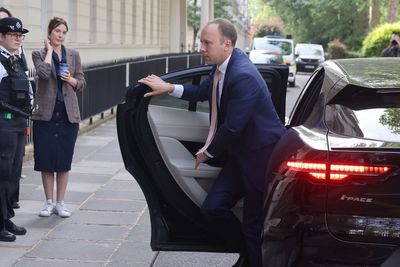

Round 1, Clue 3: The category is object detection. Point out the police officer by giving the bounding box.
[0,16,30,242]
[0,6,29,210]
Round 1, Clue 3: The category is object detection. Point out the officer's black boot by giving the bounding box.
[0,222,16,242]
[5,219,26,235]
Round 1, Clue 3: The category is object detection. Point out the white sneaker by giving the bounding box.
[38,200,54,217]
[55,201,71,218]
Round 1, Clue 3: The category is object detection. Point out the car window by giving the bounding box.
[326,87,400,142]
[297,46,323,56]
[149,74,210,113]
[289,68,325,126]
[253,38,292,56]
[267,40,292,56]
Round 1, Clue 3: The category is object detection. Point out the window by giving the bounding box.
[326,87,400,142]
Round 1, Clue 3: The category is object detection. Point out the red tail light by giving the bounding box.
[285,161,391,182]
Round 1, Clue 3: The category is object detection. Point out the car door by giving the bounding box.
[117,64,288,252]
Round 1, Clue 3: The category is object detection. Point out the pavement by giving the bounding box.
[0,113,238,266]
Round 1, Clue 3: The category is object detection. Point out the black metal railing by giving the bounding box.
[26,52,203,144]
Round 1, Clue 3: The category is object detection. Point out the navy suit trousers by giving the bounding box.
[201,143,277,267]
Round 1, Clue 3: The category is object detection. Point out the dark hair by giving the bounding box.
[47,17,68,36]
[0,7,12,17]
[391,39,398,46]
[208,18,237,47]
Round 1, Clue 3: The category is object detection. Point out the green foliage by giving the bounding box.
[249,0,277,24]
[187,0,200,51]
[214,0,236,21]
[187,0,200,31]
[327,38,348,59]
[361,22,400,57]
[262,0,369,50]
[380,109,400,134]
[346,50,362,58]
[254,24,283,37]
[253,18,284,37]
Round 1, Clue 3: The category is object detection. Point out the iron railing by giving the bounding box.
[26,53,203,144]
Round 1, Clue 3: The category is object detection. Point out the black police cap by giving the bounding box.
[0,17,29,34]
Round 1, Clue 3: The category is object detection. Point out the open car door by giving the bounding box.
[116,64,288,253]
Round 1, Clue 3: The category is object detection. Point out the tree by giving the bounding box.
[249,0,284,37]
[187,0,200,51]
[387,0,399,22]
[249,0,276,24]
[380,109,400,134]
[261,0,369,50]
[214,0,236,21]
[370,0,381,28]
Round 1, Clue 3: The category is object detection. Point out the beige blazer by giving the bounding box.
[31,47,86,123]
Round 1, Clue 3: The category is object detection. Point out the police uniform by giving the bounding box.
[10,46,29,208]
[0,17,30,242]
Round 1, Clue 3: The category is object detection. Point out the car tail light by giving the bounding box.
[285,161,391,182]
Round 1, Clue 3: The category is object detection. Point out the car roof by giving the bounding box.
[295,43,323,49]
[296,43,322,47]
[254,36,294,43]
[327,58,400,89]
[250,43,282,52]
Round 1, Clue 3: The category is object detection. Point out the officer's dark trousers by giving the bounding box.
[0,116,25,229]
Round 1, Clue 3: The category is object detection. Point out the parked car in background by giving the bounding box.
[250,36,296,87]
[116,57,400,267]
[248,42,284,65]
[295,43,325,73]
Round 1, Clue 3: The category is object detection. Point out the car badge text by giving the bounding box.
[340,194,373,203]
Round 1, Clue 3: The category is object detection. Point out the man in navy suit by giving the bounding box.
[140,18,286,267]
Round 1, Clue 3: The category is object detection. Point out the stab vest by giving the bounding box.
[0,52,31,114]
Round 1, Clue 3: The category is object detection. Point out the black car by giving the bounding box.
[117,58,400,266]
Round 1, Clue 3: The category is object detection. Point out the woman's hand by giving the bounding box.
[60,71,77,87]
[44,39,53,52]
[44,39,54,64]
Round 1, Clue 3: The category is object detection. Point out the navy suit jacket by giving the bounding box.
[181,48,286,188]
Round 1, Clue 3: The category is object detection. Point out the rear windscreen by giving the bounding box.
[325,86,400,142]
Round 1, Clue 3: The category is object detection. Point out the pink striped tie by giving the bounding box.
[197,69,221,154]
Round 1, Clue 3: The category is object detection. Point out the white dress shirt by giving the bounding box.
[168,55,232,158]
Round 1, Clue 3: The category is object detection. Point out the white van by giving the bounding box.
[249,36,296,87]
[294,43,325,73]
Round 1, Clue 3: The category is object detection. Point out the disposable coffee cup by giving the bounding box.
[58,63,69,75]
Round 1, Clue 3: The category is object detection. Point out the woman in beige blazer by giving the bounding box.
[32,17,86,218]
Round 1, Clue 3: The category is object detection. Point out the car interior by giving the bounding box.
[147,104,222,208]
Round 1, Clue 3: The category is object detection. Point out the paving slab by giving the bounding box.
[25,239,116,261]
[80,199,147,213]
[48,223,130,242]
[67,210,142,226]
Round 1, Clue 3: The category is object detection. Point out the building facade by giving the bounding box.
[1,0,249,67]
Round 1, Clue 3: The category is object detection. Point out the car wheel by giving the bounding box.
[262,236,300,267]
[289,80,296,87]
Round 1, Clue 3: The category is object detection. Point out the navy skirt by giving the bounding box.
[33,101,79,172]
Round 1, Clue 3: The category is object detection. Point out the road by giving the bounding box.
[151,73,312,267]
[286,73,310,116]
